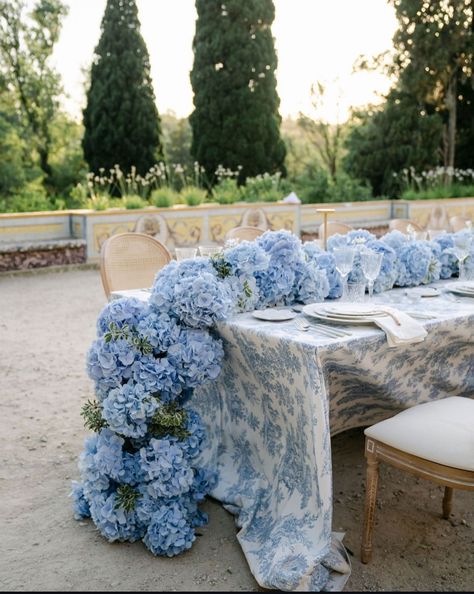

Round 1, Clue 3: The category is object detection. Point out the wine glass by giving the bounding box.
[452,235,472,280]
[199,245,222,257]
[333,247,355,300]
[175,247,197,262]
[360,249,383,299]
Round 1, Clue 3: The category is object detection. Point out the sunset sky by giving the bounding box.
[51,0,398,123]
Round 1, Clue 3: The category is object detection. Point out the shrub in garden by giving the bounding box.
[181,187,207,206]
[151,188,178,208]
[121,195,147,210]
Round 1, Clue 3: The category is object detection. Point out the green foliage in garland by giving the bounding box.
[190,0,286,184]
[81,400,108,433]
[149,403,190,440]
[82,0,163,175]
[115,484,141,512]
[104,322,153,356]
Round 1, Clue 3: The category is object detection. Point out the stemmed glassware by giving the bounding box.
[333,247,355,300]
[452,235,473,281]
[360,249,383,299]
[175,247,197,261]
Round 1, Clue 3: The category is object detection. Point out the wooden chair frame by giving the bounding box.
[361,436,474,564]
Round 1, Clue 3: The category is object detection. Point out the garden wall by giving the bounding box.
[1,198,473,270]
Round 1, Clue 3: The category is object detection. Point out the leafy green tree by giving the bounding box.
[344,91,443,196]
[161,111,193,170]
[389,0,474,168]
[190,0,286,184]
[0,0,67,189]
[298,82,346,181]
[83,0,163,175]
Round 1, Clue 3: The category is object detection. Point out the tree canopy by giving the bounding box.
[190,0,286,184]
[82,0,163,175]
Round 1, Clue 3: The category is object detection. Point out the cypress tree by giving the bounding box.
[82,0,162,175]
[190,0,286,183]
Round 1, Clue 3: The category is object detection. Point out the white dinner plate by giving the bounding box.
[408,287,440,298]
[444,282,474,297]
[302,303,380,326]
[252,309,297,321]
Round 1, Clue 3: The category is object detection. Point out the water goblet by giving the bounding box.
[452,235,472,280]
[175,247,197,262]
[360,249,383,299]
[333,247,355,300]
[199,245,222,257]
[427,229,447,240]
[346,281,366,303]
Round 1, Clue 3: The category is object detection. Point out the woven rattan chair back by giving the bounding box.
[389,218,424,234]
[318,221,353,241]
[225,226,265,243]
[450,215,472,232]
[100,232,172,298]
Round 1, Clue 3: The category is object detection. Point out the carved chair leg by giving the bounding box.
[361,449,379,564]
[442,486,454,519]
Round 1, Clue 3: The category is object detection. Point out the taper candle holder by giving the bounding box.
[316,208,335,250]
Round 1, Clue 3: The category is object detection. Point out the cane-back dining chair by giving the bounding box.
[388,219,424,234]
[361,397,474,563]
[450,216,472,233]
[225,226,265,243]
[318,221,353,241]
[100,232,172,298]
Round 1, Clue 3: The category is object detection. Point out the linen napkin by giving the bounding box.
[373,306,427,348]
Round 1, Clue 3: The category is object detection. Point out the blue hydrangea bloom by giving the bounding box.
[102,382,159,438]
[140,438,195,498]
[150,259,233,328]
[303,244,343,299]
[144,501,196,557]
[434,234,458,279]
[166,329,224,389]
[396,241,437,287]
[71,480,90,520]
[289,260,330,304]
[255,230,304,306]
[223,241,270,276]
[382,230,409,252]
[88,489,145,542]
[97,298,145,336]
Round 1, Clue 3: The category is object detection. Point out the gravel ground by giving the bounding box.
[0,268,472,592]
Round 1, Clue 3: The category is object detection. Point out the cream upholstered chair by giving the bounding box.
[318,221,353,241]
[389,218,424,234]
[100,232,172,298]
[225,226,265,243]
[450,215,472,232]
[361,397,474,563]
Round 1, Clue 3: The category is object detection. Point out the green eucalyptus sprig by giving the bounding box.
[104,322,153,355]
[149,402,190,440]
[115,484,141,512]
[211,254,232,279]
[81,399,108,432]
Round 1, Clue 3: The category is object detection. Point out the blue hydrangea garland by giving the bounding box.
[73,228,469,557]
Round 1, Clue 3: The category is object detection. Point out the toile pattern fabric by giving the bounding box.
[194,290,474,591]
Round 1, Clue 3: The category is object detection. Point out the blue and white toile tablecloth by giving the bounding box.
[114,285,474,591]
[193,288,474,591]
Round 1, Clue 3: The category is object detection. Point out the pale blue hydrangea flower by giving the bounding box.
[102,382,159,438]
[144,501,196,557]
[97,297,145,336]
[88,489,145,543]
[434,234,458,279]
[365,239,398,293]
[71,480,90,520]
[140,438,195,499]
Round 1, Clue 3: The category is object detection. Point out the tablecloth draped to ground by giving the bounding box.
[194,306,474,592]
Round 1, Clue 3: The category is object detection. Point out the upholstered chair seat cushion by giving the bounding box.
[364,397,474,471]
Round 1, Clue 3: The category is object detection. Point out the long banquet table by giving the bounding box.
[115,283,474,591]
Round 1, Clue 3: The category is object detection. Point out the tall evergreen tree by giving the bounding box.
[82,0,162,175]
[190,0,286,184]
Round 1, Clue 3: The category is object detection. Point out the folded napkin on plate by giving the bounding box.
[373,307,427,348]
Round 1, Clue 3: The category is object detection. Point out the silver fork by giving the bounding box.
[295,317,346,338]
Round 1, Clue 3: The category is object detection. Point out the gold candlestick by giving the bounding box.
[316,208,335,250]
